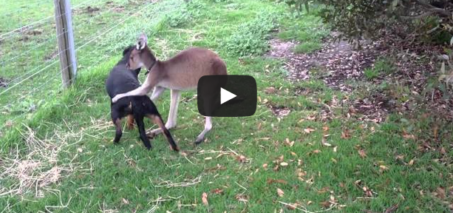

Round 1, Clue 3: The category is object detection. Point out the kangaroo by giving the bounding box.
[111,34,227,144]
[106,45,179,151]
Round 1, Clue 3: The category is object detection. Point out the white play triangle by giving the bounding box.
[220,87,237,105]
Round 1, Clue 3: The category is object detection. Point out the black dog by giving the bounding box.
[105,46,179,151]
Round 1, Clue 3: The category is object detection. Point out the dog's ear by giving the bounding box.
[122,45,134,56]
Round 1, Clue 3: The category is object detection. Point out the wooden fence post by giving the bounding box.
[54,0,77,88]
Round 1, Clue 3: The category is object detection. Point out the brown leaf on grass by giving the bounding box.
[267,179,288,185]
[341,129,351,139]
[363,186,374,197]
[304,128,316,134]
[321,137,332,147]
[265,87,277,94]
[285,202,298,210]
[211,188,224,195]
[307,115,316,121]
[312,149,321,154]
[296,168,306,179]
[202,192,208,206]
[280,162,289,167]
[277,188,285,197]
[262,163,268,169]
[408,159,415,166]
[402,132,415,140]
[440,147,446,155]
[358,149,367,158]
[236,155,247,163]
[317,187,330,194]
[320,201,331,208]
[122,198,129,205]
[384,204,399,213]
[4,120,13,128]
[285,138,295,147]
[322,125,329,132]
[235,194,248,202]
[379,165,389,172]
[436,187,446,199]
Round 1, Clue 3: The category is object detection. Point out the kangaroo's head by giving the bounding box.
[126,33,157,71]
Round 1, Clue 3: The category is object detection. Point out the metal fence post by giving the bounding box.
[54,0,77,88]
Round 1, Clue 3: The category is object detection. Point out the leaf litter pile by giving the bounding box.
[268,32,453,123]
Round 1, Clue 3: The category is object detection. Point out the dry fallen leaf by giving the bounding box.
[408,159,415,166]
[341,129,351,139]
[304,128,316,134]
[277,188,285,197]
[384,204,399,213]
[235,194,248,202]
[236,155,247,163]
[202,192,208,206]
[321,138,332,147]
[122,198,129,205]
[358,149,367,158]
[320,201,331,208]
[286,203,298,210]
[402,132,415,140]
[312,150,321,154]
[211,188,224,195]
[436,187,446,199]
[267,179,288,185]
[265,87,277,94]
[280,162,289,167]
[307,115,316,120]
[379,165,388,172]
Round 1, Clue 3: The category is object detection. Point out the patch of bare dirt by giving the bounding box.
[268,34,379,91]
[266,34,440,123]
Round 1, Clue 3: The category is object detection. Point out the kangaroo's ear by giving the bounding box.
[136,33,148,50]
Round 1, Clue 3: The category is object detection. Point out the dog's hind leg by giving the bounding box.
[148,114,179,152]
[126,115,135,130]
[111,110,123,143]
[135,115,152,150]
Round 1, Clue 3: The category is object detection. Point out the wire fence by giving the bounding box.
[0,0,185,134]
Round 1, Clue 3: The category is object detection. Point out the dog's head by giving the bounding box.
[122,46,142,77]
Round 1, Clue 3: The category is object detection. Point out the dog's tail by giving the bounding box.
[148,114,179,152]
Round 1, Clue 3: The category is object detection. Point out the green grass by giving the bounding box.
[0,0,452,212]
[278,12,328,54]
[364,58,396,80]
[293,41,322,54]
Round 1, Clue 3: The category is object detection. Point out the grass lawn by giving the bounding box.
[0,0,452,212]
